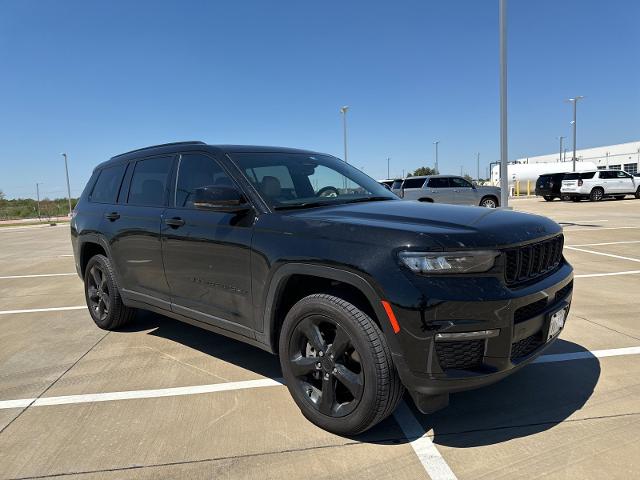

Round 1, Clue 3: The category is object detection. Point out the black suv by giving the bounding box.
[535,172,569,201]
[72,142,574,435]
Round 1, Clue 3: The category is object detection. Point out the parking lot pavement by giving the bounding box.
[0,198,639,479]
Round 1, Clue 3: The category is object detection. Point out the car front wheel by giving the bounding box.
[480,196,498,208]
[279,294,404,436]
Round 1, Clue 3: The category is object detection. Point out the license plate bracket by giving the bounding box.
[547,306,568,341]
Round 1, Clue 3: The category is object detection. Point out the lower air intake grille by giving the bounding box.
[514,298,548,324]
[435,339,484,370]
[555,281,574,301]
[511,332,544,360]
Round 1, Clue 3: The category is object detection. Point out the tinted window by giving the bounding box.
[427,177,450,188]
[450,177,472,188]
[391,179,403,189]
[564,173,581,180]
[90,164,126,204]
[127,156,173,206]
[581,172,596,179]
[175,154,234,208]
[403,178,426,189]
[599,171,615,179]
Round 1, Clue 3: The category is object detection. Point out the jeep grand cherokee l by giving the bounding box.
[71,142,574,435]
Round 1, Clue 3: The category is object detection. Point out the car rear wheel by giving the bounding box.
[480,196,498,208]
[561,194,571,201]
[279,294,404,436]
[543,195,554,201]
[84,254,135,330]
[589,187,604,202]
[635,187,640,199]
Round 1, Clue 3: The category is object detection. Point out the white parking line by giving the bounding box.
[394,402,458,479]
[575,270,640,278]
[1,345,639,480]
[563,226,640,232]
[0,273,76,280]
[565,246,640,263]
[568,240,640,247]
[0,306,86,315]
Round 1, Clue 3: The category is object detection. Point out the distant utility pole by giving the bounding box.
[433,141,440,173]
[61,153,72,216]
[460,165,464,176]
[566,96,585,172]
[340,106,349,164]
[563,148,567,162]
[476,152,480,181]
[557,136,565,163]
[36,183,41,220]
[499,0,509,208]
[387,157,390,179]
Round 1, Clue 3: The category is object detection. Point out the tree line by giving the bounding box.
[0,190,78,221]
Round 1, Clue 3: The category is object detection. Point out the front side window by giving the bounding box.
[175,154,234,208]
[90,164,126,204]
[427,177,450,188]
[231,152,395,209]
[127,156,173,207]
[450,177,472,188]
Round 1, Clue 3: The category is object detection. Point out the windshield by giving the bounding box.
[231,152,397,209]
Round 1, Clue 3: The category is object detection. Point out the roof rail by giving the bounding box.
[110,141,206,159]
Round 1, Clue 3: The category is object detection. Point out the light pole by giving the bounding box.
[499,0,509,208]
[476,152,480,181]
[566,96,585,172]
[35,183,41,220]
[433,141,439,173]
[557,136,565,162]
[387,157,390,179]
[61,153,72,216]
[340,106,349,164]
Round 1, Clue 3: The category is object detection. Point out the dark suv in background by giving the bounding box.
[72,141,573,435]
[535,172,569,201]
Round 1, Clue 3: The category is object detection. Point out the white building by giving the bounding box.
[515,140,640,175]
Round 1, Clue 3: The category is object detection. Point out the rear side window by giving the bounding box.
[391,179,403,189]
[90,164,126,204]
[581,172,596,179]
[403,178,426,189]
[127,156,173,206]
[175,153,235,208]
[564,173,580,180]
[427,177,450,188]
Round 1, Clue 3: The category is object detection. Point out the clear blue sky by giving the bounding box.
[1,0,638,199]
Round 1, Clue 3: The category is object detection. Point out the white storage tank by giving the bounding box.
[491,161,598,191]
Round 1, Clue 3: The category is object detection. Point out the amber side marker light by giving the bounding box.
[381,300,400,334]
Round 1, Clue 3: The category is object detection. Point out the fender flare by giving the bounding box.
[259,263,394,353]
[78,233,117,278]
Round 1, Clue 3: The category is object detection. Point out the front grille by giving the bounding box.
[511,332,545,360]
[555,280,573,301]
[435,340,484,370]
[504,235,564,286]
[514,298,548,323]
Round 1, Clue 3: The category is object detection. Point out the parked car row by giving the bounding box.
[535,169,640,202]
[380,175,501,207]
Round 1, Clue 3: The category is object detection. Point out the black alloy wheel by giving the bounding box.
[289,315,363,417]
[87,263,110,323]
[84,254,135,330]
[279,294,404,435]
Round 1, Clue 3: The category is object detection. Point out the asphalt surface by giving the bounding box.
[0,197,639,479]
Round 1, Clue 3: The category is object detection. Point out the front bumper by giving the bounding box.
[384,261,574,400]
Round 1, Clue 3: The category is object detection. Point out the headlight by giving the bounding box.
[398,250,499,274]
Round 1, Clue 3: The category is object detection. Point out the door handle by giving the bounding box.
[164,217,185,228]
[105,212,120,221]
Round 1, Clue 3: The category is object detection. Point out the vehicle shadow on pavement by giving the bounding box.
[405,339,600,448]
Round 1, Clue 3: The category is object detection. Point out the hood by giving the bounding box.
[285,200,561,249]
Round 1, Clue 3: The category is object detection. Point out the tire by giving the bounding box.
[543,195,554,202]
[480,196,498,208]
[561,194,571,201]
[571,197,581,202]
[279,294,404,436]
[84,254,135,330]
[636,187,640,199]
[589,187,604,202]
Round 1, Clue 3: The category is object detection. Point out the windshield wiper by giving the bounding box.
[273,201,333,210]
[338,196,395,205]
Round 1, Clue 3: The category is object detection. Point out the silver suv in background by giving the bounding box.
[561,170,640,201]
[397,175,502,207]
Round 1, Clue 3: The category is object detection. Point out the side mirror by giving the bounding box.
[193,186,250,213]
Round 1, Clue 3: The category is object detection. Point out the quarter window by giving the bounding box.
[127,156,173,207]
[175,154,235,208]
[90,164,126,204]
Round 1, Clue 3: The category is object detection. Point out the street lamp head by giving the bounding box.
[340,106,349,113]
